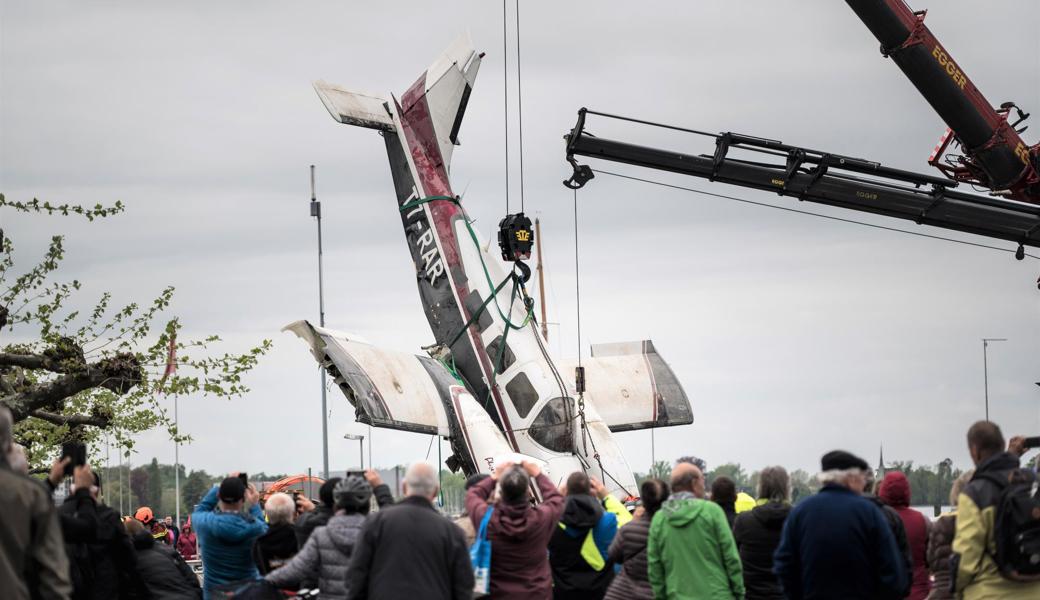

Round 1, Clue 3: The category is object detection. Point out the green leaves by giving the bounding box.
[0,193,125,221]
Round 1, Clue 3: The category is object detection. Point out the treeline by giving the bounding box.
[638,459,964,507]
[98,459,289,518]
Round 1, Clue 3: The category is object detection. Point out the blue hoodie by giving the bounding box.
[192,485,268,597]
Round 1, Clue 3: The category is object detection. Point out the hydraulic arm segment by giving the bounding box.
[845,0,1039,203]
[563,109,1040,250]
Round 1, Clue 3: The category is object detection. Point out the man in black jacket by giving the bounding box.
[126,519,201,599]
[346,462,473,600]
[294,477,340,547]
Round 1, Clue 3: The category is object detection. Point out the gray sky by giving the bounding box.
[3,0,1039,479]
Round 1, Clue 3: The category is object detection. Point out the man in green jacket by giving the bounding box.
[648,462,745,599]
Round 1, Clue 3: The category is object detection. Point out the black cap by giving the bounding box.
[218,477,246,502]
[821,450,869,472]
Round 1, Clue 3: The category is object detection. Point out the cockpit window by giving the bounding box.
[528,397,574,453]
[505,372,539,418]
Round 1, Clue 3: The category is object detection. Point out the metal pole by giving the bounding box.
[437,437,443,506]
[535,218,548,341]
[311,165,330,480]
[174,395,180,527]
[359,439,364,470]
[982,338,1007,421]
[651,428,656,470]
[368,424,372,470]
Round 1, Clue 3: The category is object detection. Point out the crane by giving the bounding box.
[563,1,1040,255]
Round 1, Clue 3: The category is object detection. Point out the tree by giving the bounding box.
[790,469,816,504]
[181,469,213,511]
[147,457,163,515]
[648,460,672,482]
[708,463,751,493]
[0,194,271,468]
[130,466,150,507]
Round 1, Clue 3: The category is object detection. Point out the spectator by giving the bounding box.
[125,518,202,599]
[267,475,390,599]
[59,467,142,600]
[952,421,1040,599]
[465,460,565,599]
[926,470,972,600]
[192,475,268,599]
[604,478,670,600]
[454,473,490,546]
[136,506,173,545]
[647,461,744,599]
[864,468,914,598]
[774,450,907,600]
[176,522,198,561]
[45,458,100,547]
[548,472,632,600]
[879,471,932,600]
[7,442,29,474]
[295,477,341,547]
[347,462,472,600]
[0,405,71,600]
[252,492,299,574]
[710,475,738,528]
[732,465,791,600]
[165,516,181,545]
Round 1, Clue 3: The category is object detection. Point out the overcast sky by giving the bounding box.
[3,0,1039,480]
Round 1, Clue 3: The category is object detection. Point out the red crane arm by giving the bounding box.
[846,0,1039,204]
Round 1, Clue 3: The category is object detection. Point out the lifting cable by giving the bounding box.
[593,169,1040,261]
[515,0,526,213]
[502,0,510,215]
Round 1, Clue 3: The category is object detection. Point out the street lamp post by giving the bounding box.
[344,433,365,470]
[311,166,330,480]
[982,338,1007,421]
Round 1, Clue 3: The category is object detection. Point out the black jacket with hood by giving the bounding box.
[548,494,615,597]
[130,531,201,599]
[732,501,791,600]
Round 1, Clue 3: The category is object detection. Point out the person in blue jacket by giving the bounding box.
[773,450,908,600]
[192,475,268,599]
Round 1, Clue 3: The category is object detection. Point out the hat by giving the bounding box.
[820,450,869,472]
[333,476,372,510]
[135,506,154,523]
[218,477,246,503]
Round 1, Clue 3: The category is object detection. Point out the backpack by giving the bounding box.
[470,507,493,595]
[976,468,1040,581]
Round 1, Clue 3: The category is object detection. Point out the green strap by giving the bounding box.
[446,274,513,351]
[399,195,459,213]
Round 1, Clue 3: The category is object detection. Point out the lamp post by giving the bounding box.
[982,338,1007,421]
[311,166,329,480]
[344,433,365,470]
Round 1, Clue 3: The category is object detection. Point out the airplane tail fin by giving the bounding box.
[314,34,481,171]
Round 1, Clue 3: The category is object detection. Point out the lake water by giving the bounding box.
[911,505,954,520]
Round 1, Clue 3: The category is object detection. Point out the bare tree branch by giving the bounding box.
[1,353,141,420]
[0,352,55,371]
[29,409,109,428]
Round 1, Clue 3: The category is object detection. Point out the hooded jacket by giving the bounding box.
[466,472,565,600]
[549,493,627,597]
[647,492,744,600]
[953,452,1040,600]
[130,530,202,599]
[60,495,141,600]
[176,528,197,561]
[879,471,932,600]
[774,484,907,600]
[191,485,268,598]
[732,501,791,600]
[265,513,365,600]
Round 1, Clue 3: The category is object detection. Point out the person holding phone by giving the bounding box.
[192,473,268,599]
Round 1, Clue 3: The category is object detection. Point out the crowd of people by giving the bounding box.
[3,401,1039,599]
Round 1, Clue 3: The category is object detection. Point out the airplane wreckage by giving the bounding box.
[286,36,692,499]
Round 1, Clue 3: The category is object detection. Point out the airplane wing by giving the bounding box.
[558,340,693,433]
[283,320,514,473]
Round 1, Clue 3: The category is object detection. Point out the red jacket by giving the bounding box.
[175,529,197,560]
[879,471,932,600]
[466,473,564,600]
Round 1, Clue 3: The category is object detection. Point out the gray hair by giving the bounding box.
[757,466,790,503]
[405,462,438,499]
[818,468,866,487]
[264,492,295,525]
[7,443,29,475]
[0,406,12,457]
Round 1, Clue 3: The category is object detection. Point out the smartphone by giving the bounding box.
[238,472,248,486]
[346,470,365,479]
[1023,436,1040,449]
[60,442,87,477]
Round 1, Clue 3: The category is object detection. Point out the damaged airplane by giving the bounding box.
[285,35,692,498]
